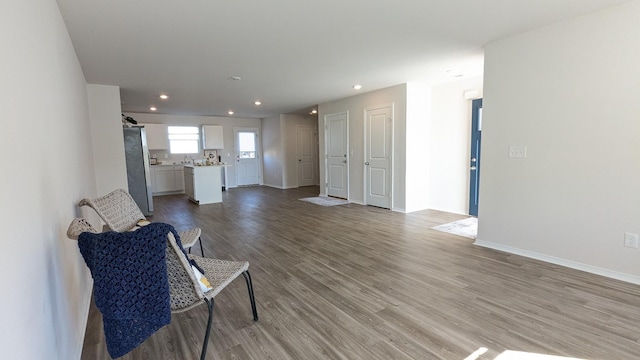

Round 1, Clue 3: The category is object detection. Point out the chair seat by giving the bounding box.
[189,255,249,299]
[179,228,202,248]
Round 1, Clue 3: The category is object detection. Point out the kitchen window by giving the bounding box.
[168,126,199,154]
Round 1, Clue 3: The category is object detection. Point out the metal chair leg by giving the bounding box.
[200,298,215,360]
[187,237,204,257]
[242,271,258,321]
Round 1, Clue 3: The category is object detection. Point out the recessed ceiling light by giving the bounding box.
[228,76,242,81]
[159,94,169,100]
[149,106,157,111]
[353,84,362,90]
[254,101,262,106]
[228,110,234,115]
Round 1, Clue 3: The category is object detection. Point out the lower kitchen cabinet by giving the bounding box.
[151,165,185,195]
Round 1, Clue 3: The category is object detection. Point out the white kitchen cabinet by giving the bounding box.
[151,165,184,194]
[202,125,224,149]
[144,123,168,150]
[183,165,222,204]
[154,165,175,193]
[174,166,185,191]
[184,170,194,200]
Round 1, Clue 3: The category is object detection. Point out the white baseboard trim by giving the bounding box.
[262,184,298,190]
[74,281,93,360]
[474,239,640,286]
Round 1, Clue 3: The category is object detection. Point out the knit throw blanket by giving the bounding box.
[78,222,178,358]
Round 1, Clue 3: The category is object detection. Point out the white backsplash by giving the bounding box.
[149,150,207,165]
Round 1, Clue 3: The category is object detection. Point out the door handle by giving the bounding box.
[365,162,370,165]
[470,166,477,171]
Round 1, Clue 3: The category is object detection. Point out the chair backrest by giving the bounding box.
[78,189,146,232]
[165,232,205,312]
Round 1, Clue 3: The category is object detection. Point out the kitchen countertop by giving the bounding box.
[182,163,228,168]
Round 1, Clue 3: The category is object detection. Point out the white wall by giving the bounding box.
[404,82,431,213]
[87,84,128,195]
[478,1,640,283]
[429,76,483,214]
[0,0,97,358]
[125,112,261,188]
[318,84,407,208]
[262,115,284,188]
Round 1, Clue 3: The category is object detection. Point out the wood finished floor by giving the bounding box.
[81,186,640,360]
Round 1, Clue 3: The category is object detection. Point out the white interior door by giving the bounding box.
[365,105,392,208]
[235,128,260,186]
[297,126,316,187]
[325,112,348,199]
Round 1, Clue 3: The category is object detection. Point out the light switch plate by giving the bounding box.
[624,232,639,249]
[509,146,527,158]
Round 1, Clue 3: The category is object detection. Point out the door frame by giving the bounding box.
[363,103,394,209]
[324,111,349,199]
[468,99,482,216]
[234,127,262,186]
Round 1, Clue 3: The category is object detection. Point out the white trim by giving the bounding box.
[262,184,297,190]
[74,282,94,360]
[474,239,640,286]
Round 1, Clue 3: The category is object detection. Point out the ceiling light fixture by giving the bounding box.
[353,84,362,90]
[311,109,318,114]
[228,110,234,115]
[149,106,157,111]
[228,76,242,81]
[159,94,169,100]
[254,101,262,106]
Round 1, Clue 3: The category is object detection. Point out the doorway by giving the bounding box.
[468,99,482,216]
[364,105,393,209]
[324,111,349,199]
[235,128,261,186]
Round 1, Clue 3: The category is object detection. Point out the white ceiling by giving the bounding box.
[57,0,631,119]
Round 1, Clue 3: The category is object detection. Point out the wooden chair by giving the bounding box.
[67,218,258,360]
[78,188,205,256]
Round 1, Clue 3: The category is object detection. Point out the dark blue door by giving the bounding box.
[469,99,482,216]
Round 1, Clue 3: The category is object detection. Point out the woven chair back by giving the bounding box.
[79,189,146,232]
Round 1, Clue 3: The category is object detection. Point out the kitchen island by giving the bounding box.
[183,164,223,205]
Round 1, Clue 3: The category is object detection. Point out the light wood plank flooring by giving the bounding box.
[81,186,640,359]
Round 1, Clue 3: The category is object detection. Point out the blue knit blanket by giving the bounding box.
[78,222,177,358]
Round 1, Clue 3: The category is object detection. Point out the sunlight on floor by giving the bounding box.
[464,347,488,360]
[464,347,587,360]
[495,351,586,360]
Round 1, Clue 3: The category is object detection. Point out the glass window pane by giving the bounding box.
[239,151,255,159]
[238,132,255,152]
[168,126,200,154]
[170,140,198,154]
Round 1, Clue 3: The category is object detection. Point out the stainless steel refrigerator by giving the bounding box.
[123,126,154,216]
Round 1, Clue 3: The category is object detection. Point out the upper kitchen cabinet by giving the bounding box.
[202,125,224,149]
[143,123,168,150]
